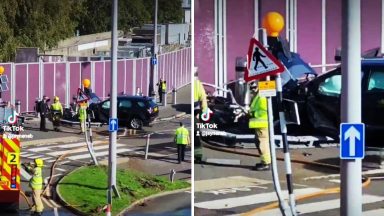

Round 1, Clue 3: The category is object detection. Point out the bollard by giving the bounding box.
[15,100,21,114]
[162,92,167,107]
[169,169,176,183]
[172,88,177,105]
[145,134,151,160]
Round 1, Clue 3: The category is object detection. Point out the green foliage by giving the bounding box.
[0,0,183,62]
[58,165,189,215]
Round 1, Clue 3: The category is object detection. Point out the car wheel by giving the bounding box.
[130,117,143,130]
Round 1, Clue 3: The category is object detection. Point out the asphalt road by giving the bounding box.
[194,143,384,216]
[5,115,191,216]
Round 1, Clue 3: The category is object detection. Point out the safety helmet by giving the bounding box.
[54,96,59,101]
[250,81,258,89]
[35,158,44,167]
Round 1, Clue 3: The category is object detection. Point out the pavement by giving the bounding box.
[194,141,384,216]
[12,84,192,216]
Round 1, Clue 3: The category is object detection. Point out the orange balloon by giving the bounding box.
[83,79,91,88]
[262,12,285,37]
[0,66,4,75]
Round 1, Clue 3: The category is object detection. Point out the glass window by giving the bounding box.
[119,100,132,108]
[101,101,110,109]
[368,71,384,92]
[318,74,342,97]
[137,101,146,108]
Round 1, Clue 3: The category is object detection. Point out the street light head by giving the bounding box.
[83,79,91,88]
[262,12,285,37]
[0,66,4,75]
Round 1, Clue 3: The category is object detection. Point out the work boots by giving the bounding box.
[254,163,271,171]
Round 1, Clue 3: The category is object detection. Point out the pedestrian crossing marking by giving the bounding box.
[195,187,322,210]
[254,195,384,216]
[195,176,271,192]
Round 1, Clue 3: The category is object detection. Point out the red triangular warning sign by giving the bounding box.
[244,38,285,82]
[76,88,90,104]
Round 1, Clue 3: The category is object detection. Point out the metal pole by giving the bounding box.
[145,134,151,160]
[149,0,158,98]
[107,0,120,215]
[266,75,291,216]
[340,0,362,215]
[276,74,296,215]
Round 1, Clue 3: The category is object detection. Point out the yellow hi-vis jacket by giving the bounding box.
[249,94,268,128]
[161,82,167,92]
[51,102,63,114]
[79,105,87,121]
[175,126,189,145]
[28,166,43,190]
[194,79,208,112]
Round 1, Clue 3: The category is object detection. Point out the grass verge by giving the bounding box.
[57,165,190,215]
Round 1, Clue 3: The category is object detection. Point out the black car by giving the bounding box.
[90,96,159,129]
[286,58,384,144]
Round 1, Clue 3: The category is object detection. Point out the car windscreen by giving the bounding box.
[147,99,157,108]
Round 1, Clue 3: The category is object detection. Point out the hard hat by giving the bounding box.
[83,79,91,88]
[35,158,44,167]
[250,81,258,88]
[54,96,59,101]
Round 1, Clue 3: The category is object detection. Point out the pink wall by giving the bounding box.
[297,0,322,65]
[194,0,215,84]
[361,0,382,52]
[0,48,190,112]
[326,0,342,64]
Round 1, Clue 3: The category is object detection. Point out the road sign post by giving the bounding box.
[340,0,362,215]
[107,0,121,215]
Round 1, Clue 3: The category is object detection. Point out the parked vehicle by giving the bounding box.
[89,96,159,129]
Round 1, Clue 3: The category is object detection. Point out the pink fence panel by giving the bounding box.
[27,64,39,112]
[94,62,104,99]
[125,60,133,95]
[81,62,92,81]
[117,60,125,94]
[69,63,81,102]
[55,63,67,106]
[104,61,111,98]
[15,65,27,112]
[43,63,55,101]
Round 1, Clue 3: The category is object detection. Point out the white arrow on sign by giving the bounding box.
[110,120,117,129]
[344,126,361,156]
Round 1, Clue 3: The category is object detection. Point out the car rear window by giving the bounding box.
[148,100,157,108]
[137,101,146,108]
[368,71,384,92]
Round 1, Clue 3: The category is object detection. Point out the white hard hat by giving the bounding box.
[250,81,258,88]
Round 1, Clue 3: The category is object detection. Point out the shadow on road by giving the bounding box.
[171,104,191,114]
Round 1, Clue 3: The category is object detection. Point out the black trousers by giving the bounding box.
[159,91,163,103]
[177,144,186,163]
[40,115,46,130]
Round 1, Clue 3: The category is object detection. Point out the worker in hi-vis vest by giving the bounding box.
[174,122,190,163]
[194,67,208,163]
[157,78,167,103]
[249,81,271,171]
[24,158,44,215]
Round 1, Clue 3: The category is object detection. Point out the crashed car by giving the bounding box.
[286,58,384,145]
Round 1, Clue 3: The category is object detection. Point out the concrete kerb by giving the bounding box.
[55,166,89,216]
[117,187,191,216]
[55,165,191,216]
[154,112,187,122]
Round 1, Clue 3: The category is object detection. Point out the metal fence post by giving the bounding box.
[145,133,151,160]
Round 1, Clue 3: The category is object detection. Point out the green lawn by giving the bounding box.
[58,165,190,215]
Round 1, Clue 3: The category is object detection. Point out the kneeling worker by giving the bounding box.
[249,81,271,171]
[24,158,44,215]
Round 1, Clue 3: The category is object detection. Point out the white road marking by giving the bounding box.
[195,176,271,192]
[54,168,67,172]
[48,144,124,156]
[54,207,59,216]
[195,188,322,209]
[68,149,133,160]
[329,179,341,183]
[20,153,34,157]
[255,195,384,216]
[363,208,384,216]
[28,146,52,152]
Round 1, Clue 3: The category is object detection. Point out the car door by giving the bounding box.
[362,65,384,136]
[306,70,341,137]
[118,99,133,125]
[98,100,110,123]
